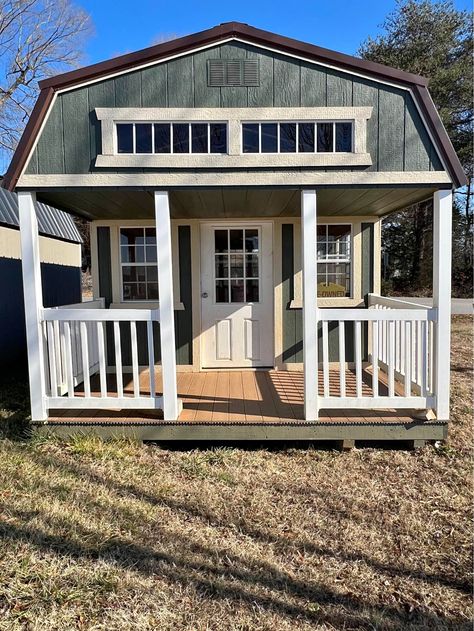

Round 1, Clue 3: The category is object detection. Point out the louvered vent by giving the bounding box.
[207,59,260,87]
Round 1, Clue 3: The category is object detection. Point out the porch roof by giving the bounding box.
[35,185,440,221]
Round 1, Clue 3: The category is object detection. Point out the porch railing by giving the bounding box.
[43,299,104,395]
[319,295,437,410]
[40,295,437,415]
[41,303,162,411]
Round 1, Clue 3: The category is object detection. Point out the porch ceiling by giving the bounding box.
[35,186,439,221]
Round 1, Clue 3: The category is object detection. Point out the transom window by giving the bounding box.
[214,228,260,303]
[120,228,158,301]
[116,122,228,154]
[317,225,351,298]
[242,121,353,154]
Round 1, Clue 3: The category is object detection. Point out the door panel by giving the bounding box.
[216,319,232,360]
[201,223,273,368]
[244,319,260,361]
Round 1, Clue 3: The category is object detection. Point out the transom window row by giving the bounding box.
[116,122,228,154]
[242,121,353,154]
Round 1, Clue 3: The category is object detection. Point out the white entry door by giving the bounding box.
[200,222,274,368]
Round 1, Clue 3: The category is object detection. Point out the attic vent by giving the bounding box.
[208,59,259,87]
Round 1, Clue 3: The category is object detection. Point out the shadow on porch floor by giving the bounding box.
[47,369,420,425]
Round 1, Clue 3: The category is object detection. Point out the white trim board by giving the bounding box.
[18,171,452,189]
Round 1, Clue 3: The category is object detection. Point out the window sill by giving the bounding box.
[289,299,364,309]
[110,301,185,311]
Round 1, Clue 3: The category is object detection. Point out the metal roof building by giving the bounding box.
[0,186,82,244]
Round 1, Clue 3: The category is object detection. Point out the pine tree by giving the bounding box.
[359,0,473,296]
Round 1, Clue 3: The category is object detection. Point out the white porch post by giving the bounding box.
[432,189,452,421]
[154,191,181,420]
[301,189,318,421]
[18,191,47,421]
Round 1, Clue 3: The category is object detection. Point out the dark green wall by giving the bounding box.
[26,41,442,175]
[281,223,373,364]
[97,225,193,366]
[0,258,81,368]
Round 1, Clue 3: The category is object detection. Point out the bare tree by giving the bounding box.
[0,0,92,165]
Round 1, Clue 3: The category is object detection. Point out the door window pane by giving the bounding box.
[279,123,297,152]
[215,230,228,252]
[135,123,152,153]
[216,280,229,303]
[191,123,208,153]
[261,123,277,152]
[154,123,171,153]
[230,254,244,278]
[230,279,245,302]
[245,279,259,302]
[213,227,261,304]
[229,229,244,252]
[173,123,189,153]
[242,123,259,153]
[117,124,133,153]
[317,123,333,152]
[215,255,228,278]
[210,123,227,153]
[298,123,315,152]
[336,122,352,152]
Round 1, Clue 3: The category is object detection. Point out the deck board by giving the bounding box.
[47,368,422,425]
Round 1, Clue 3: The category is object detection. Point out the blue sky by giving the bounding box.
[78,0,472,65]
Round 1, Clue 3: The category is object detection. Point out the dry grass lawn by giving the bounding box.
[0,316,472,630]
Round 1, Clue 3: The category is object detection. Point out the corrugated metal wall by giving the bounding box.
[0,258,82,368]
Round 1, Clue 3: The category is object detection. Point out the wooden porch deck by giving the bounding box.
[48,368,418,425]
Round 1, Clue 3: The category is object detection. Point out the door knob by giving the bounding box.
[201,292,209,298]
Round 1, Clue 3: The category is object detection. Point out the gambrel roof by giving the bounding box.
[3,21,467,190]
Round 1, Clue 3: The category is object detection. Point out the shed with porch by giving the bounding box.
[2,22,466,442]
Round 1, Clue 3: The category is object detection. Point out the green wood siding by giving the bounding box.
[26,41,444,176]
[361,222,375,301]
[97,225,193,367]
[176,226,193,365]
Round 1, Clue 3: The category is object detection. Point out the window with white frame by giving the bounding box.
[242,121,353,154]
[317,224,351,297]
[116,122,228,154]
[120,228,158,301]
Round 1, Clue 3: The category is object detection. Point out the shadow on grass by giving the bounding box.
[9,445,469,628]
[0,374,32,440]
[2,497,469,631]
